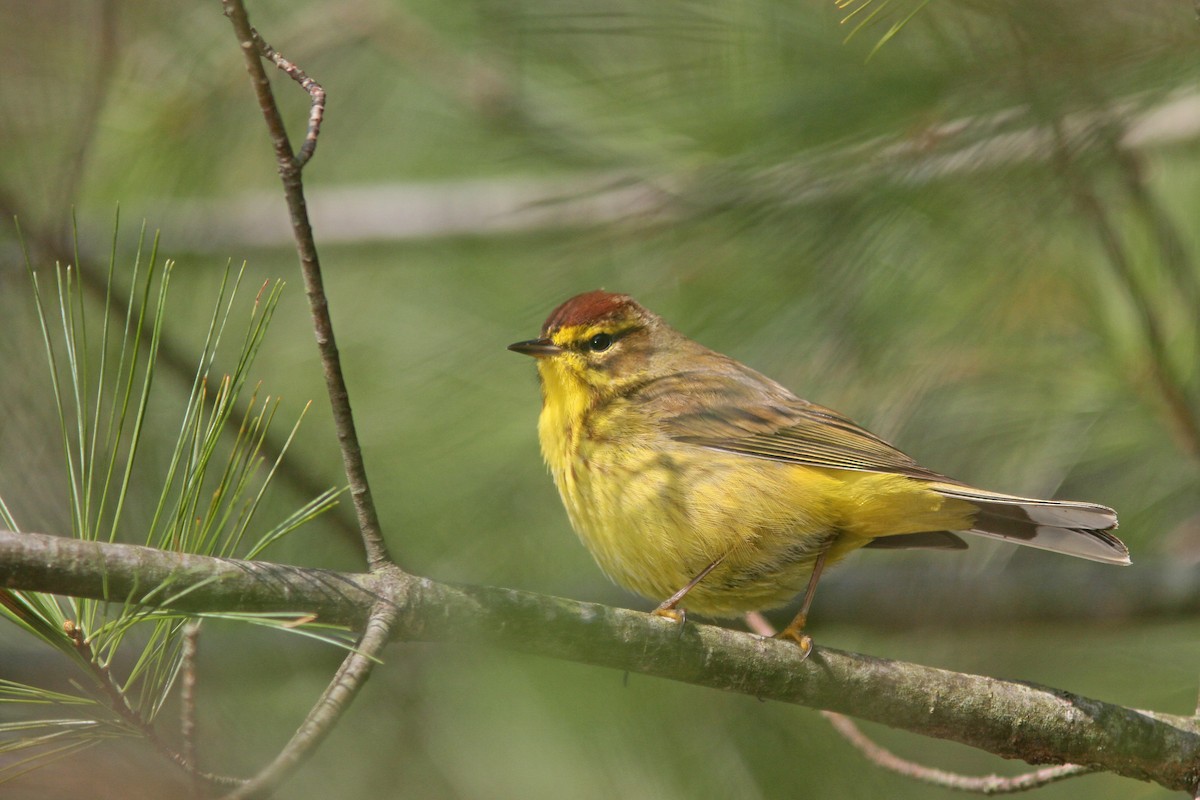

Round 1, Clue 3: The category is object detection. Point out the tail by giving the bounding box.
[929,483,1130,565]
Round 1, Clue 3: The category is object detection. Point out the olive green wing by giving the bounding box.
[637,366,950,481]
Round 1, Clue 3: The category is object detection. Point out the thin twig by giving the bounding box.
[247,27,325,167]
[181,621,202,798]
[220,0,393,571]
[221,599,398,800]
[64,619,244,789]
[218,3,399,794]
[742,613,1093,795]
[821,711,1093,794]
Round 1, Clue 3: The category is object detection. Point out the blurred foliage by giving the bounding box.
[2,0,1200,797]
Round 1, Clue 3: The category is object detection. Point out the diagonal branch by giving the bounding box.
[223,599,397,800]
[743,611,1094,794]
[61,618,244,789]
[217,4,397,794]
[821,711,1093,794]
[220,0,392,572]
[1,528,1198,794]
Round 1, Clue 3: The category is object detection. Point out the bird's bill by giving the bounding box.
[508,338,564,357]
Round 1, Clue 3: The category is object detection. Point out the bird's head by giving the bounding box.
[509,290,679,408]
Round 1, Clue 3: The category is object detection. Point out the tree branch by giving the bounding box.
[2,529,1197,793]
[221,0,392,572]
[223,599,397,800]
[211,6,398,793]
[180,621,203,798]
[743,611,1095,794]
[821,711,1094,794]
[244,25,325,168]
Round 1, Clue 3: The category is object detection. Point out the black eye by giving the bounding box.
[588,333,614,352]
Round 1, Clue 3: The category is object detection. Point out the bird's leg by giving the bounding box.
[776,550,829,658]
[652,553,728,625]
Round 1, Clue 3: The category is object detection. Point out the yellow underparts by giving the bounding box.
[536,357,976,618]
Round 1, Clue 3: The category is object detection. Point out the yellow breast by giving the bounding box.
[533,359,973,618]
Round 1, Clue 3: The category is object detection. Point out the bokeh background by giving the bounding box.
[2,0,1200,797]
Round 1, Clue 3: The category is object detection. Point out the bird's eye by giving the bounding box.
[588,333,614,352]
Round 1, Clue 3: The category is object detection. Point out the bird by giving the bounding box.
[509,290,1129,655]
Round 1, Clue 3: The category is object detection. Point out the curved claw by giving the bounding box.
[651,606,686,625]
[775,627,814,661]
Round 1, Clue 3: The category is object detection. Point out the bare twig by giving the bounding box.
[221,0,393,572]
[821,712,1093,794]
[742,611,776,637]
[3,530,1197,793]
[181,621,202,798]
[743,612,1094,795]
[247,27,325,167]
[222,599,397,800]
[217,3,398,794]
[63,618,244,789]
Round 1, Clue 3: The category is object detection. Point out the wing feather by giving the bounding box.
[636,363,946,481]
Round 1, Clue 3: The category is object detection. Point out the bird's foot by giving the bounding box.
[775,614,814,661]
[651,605,686,626]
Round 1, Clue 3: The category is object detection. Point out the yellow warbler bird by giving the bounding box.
[509,290,1129,654]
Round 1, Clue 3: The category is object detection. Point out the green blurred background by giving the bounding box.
[3,0,1200,797]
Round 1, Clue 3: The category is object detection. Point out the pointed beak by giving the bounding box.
[508,338,563,358]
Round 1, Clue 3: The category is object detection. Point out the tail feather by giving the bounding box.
[930,483,1129,566]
